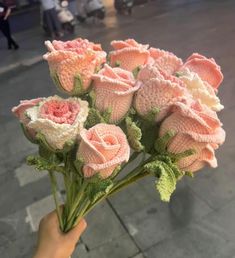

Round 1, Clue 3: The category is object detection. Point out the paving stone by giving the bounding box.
[144,221,235,258]
[201,198,235,241]
[109,176,158,217]
[132,253,146,258]
[121,180,213,250]
[72,243,89,258]
[81,201,126,249]
[15,163,47,187]
[0,171,51,217]
[26,194,63,232]
[75,234,139,258]
[0,209,36,258]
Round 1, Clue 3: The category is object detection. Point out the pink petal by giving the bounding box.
[109,48,150,71]
[182,54,223,89]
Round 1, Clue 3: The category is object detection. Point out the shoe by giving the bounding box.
[14,44,19,50]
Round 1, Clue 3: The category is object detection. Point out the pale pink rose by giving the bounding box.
[134,77,188,122]
[12,98,44,141]
[92,64,140,123]
[43,38,107,95]
[26,95,89,150]
[159,102,225,172]
[181,53,223,89]
[77,123,130,178]
[109,39,150,71]
[149,48,183,75]
[137,64,186,88]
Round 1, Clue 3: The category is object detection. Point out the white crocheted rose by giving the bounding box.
[179,68,223,111]
[26,95,89,150]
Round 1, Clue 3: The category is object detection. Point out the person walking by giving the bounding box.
[0,1,19,50]
[40,0,64,38]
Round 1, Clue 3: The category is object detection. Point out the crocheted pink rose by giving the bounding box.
[137,64,186,88]
[149,48,183,75]
[43,38,107,95]
[134,76,187,122]
[181,53,223,89]
[77,123,130,178]
[92,64,140,123]
[12,98,44,141]
[159,102,225,172]
[24,96,88,150]
[109,39,150,71]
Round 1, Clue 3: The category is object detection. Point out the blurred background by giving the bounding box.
[1,0,235,257]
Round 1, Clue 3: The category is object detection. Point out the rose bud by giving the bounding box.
[159,102,225,172]
[77,123,130,179]
[109,39,150,71]
[92,64,140,123]
[43,38,107,95]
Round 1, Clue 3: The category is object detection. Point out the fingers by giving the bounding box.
[67,219,87,242]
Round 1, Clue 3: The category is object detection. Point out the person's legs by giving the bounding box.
[0,19,18,49]
[44,9,55,37]
[49,8,63,36]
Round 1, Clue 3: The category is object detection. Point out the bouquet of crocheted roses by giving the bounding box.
[12,38,225,234]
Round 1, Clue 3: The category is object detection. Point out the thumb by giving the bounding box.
[67,219,87,242]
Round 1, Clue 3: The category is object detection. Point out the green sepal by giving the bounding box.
[27,154,64,174]
[114,61,121,67]
[125,116,144,152]
[20,123,37,144]
[109,165,121,179]
[85,108,105,128]
[73,158,84,177]
[88,90,96,108]
[175,71,184,78]
[145,108,160,124]
[154,130,176,154]
[36,133,56,153]
[36,133,74,155]
[73,74,84,96]
[51,72,89,97]
[185,171,194,178]
[132,66,141,79]
[85,174,113,203]
[140,122,158,154]
[102,108,112,123]
[170,149,196,163]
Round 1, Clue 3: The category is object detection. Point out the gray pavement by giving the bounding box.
[1,0,235,257]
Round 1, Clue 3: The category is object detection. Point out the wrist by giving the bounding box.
[33,248,66,258]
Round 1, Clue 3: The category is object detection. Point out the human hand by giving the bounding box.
[33,210,87,258]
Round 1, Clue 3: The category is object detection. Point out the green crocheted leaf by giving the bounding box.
[86,176,113,202]
[85,108,105,128]
[154,130,176,154]
[144,160,176,202]
[125,117,144,152]
[27,155,64,173]
[155,163,176,202]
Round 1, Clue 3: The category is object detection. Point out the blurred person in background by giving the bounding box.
[40,0,64,38]
[0,1,19,49]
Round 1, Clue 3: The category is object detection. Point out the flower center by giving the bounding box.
[40,100,80,125]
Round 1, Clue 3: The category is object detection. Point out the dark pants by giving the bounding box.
[44,8,61,35]
[0,18,18,48]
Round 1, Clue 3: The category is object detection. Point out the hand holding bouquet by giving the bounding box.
[12,38,225,244]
